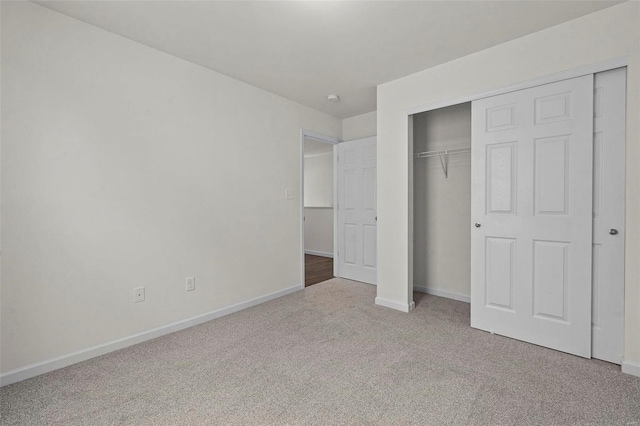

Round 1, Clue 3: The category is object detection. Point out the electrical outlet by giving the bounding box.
[134,286,145,303]
[186,276,195,292]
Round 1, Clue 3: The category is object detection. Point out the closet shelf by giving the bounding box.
[413,146,471,178]
[413,146,471,159]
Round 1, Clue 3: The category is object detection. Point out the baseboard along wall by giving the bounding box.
[621,359,640,378]
[5,281,637,385]
[374,297,415,313]
[0,284,302,387]
[413,285,470,303]
[304,250,333,258]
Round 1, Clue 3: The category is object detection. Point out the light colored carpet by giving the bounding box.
[1,278,639,425]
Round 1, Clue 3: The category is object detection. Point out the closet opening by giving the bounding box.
[412,102,472,305]
[408,67,625,364]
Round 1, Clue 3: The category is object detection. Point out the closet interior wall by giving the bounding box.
[413,102,472,301]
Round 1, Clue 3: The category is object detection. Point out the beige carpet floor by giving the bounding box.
[1,278,639,425]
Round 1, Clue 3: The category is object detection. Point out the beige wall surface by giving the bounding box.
[413,104,471,299]
[304,208,334,256]
[377,2,640,364]
[343,111,376,141]
[303,145,334,256]
[304,152,333,208]
[0,2,341,373]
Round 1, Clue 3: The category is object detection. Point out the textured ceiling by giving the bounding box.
[36,1,620,118]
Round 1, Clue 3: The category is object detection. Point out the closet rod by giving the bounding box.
[413,146,471,159]
[413,146,471,178]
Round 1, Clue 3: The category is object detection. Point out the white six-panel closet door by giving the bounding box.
[470,75,594,358]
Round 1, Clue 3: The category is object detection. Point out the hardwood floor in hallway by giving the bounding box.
[304,254,333,287]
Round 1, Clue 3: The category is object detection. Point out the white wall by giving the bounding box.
[303,151,333,207]
[304,208,333,256]
[343,111,376,141]
[377,1,640,366]
[303,140,334,256]
[0,2,341,375]
[413,104,471,300]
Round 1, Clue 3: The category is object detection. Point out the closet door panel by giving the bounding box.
[363,225,377,268]
[591,68,626,364]
[532,240,569,321]
[344,224,357,265]
[534,135,570,215]
[486,142,517,215]
[485,237,516,311]
[471,74,593,358]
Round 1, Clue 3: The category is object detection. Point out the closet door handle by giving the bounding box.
[474,223,481,228]
[609,228,618,235]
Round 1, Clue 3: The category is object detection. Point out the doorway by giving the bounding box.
[301,131,339,287]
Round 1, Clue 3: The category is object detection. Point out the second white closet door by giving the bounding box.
[471,75,594,358]
[592,68,626,364]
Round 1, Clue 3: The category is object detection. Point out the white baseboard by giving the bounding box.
[621,359,640,378]
[0,284,302,387]
[375,297,415,313]
[304,250,333,258]
[413,285,470,304]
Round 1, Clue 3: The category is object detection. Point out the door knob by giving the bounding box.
[474,223,481,228]
[609,229,619,235]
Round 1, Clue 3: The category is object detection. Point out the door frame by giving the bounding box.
[406,56,628,301]
[408,57,628,116]
[299,129,341,289]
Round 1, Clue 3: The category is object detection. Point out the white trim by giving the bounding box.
[304,250,333,258]
[0,284,301,387]
[300,129,341,287]
[413,285,470,303]
[375,297,415,313]
[302,129,340,145]
[303,151,334,159]
[408,57,628,116]
[621,359,640,378]
[333,145,339,277]
[300,130,305,289]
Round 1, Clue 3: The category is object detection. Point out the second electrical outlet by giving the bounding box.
[134,286,145,303]
[186,276,195,292]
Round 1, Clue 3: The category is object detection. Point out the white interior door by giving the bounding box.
[337,137,377,285]
[592,68,626,364]
[471,75,594,358]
